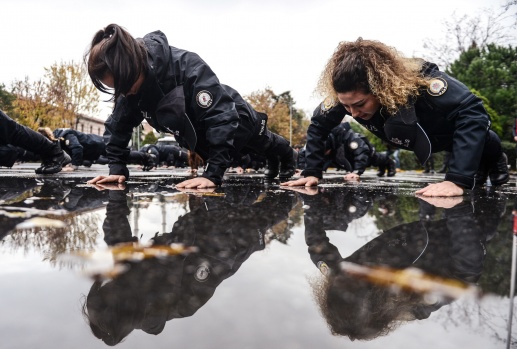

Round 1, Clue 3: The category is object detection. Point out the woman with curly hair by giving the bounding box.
[282,38,508,196]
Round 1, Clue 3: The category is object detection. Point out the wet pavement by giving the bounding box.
[1,163,517,349]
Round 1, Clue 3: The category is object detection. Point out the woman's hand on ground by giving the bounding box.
[280,176,319,187]
[176,177,216,189]
[87,175,126,185]
[415,181,464,197]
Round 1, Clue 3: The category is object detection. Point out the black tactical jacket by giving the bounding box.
[54,128,105,166]
[302,62,491,188]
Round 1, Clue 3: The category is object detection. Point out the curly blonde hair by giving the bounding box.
[317,38,429,115]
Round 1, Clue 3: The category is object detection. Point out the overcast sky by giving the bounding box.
[1,0,512,119]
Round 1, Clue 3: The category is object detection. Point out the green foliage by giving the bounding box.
[371,196,421,231]
[245,88,309,146]
[10,61,100,130]
[349,120,387,151]
[447,44,517,141]
[142,131,158,146]
[0,83,15,113]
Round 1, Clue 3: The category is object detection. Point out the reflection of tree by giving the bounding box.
[1,212,102,267]
[266,196,303,244]
[479,229,513,298]
[371,195,422,231]
[431,296,512,346]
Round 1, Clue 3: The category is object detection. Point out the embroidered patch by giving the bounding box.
[320,97,336,113]
[349,141,359,150]
[317,261,330,276]
[427,78,448,96]
[65,140,70,146]
[196,90,213,108]
[195,264,210,282]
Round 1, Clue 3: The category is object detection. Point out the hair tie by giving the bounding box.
[103,26,115,39]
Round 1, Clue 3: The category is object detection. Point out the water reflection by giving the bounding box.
[0,178,108,265]
[83,186,298,345]
[0,177,514,348]
[297,187,506,341]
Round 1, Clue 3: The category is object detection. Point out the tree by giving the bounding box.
[421,1,517,69]
[245,87,309,146]
[447,45,517,140]
[43,61,101,129]
[0,83,15,113]
[10,61,101,130]
[142,131,158,146]
[10,77,57,129]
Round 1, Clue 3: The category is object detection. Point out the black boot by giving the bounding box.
[489,152,509,186]
[387,158,396,177]
[279,149,297,181]
[474,160,488,187]
[377,164,386,177]
[264,156,280,179]
[35,141,71,174]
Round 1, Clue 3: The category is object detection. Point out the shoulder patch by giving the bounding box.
[320,97,337,113]
[427,78,448,96]
[317,261,330,276]
[194,264,210,282]
[196,90,213,108]
[349,141,359,150]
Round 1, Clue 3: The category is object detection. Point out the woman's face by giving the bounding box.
[337,91,381,121]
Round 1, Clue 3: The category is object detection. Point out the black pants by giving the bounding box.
[0,110,56,156]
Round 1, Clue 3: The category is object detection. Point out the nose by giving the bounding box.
[349,106,360,117]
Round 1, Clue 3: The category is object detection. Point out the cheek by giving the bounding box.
[366,101,380,113]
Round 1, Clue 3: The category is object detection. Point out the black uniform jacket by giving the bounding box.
[104,31,259,184]
[54,128,105,166]
[328,122,374,174]
[303,62,491,188]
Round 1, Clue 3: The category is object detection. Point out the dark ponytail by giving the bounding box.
[84,24,148,101]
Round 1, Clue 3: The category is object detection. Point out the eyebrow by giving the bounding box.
[351,99,366,106]
[341,99,365,107]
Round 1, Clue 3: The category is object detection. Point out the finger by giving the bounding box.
[87,176,103,184]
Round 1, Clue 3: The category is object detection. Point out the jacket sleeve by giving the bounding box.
[64,133,84,166]
[184,55,240,185]
[433,74,491,188]
[348,133,371,175]
[302,103,346,178]
[104,97,145,179]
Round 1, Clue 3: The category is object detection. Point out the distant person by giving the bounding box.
[282,38,509,196]
[84,23,296,188]
[39,127,156,171]
[0,110,70,174]
[423,153,434,174]
[297,122,396,179]
[437,151,451,174]
[386,143,401,171]
[139,143,189,168]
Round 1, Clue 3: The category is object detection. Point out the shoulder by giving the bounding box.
[313,97,347,118]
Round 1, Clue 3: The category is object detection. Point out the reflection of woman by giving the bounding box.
[303,190,505,340]
[83,188,297,345]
